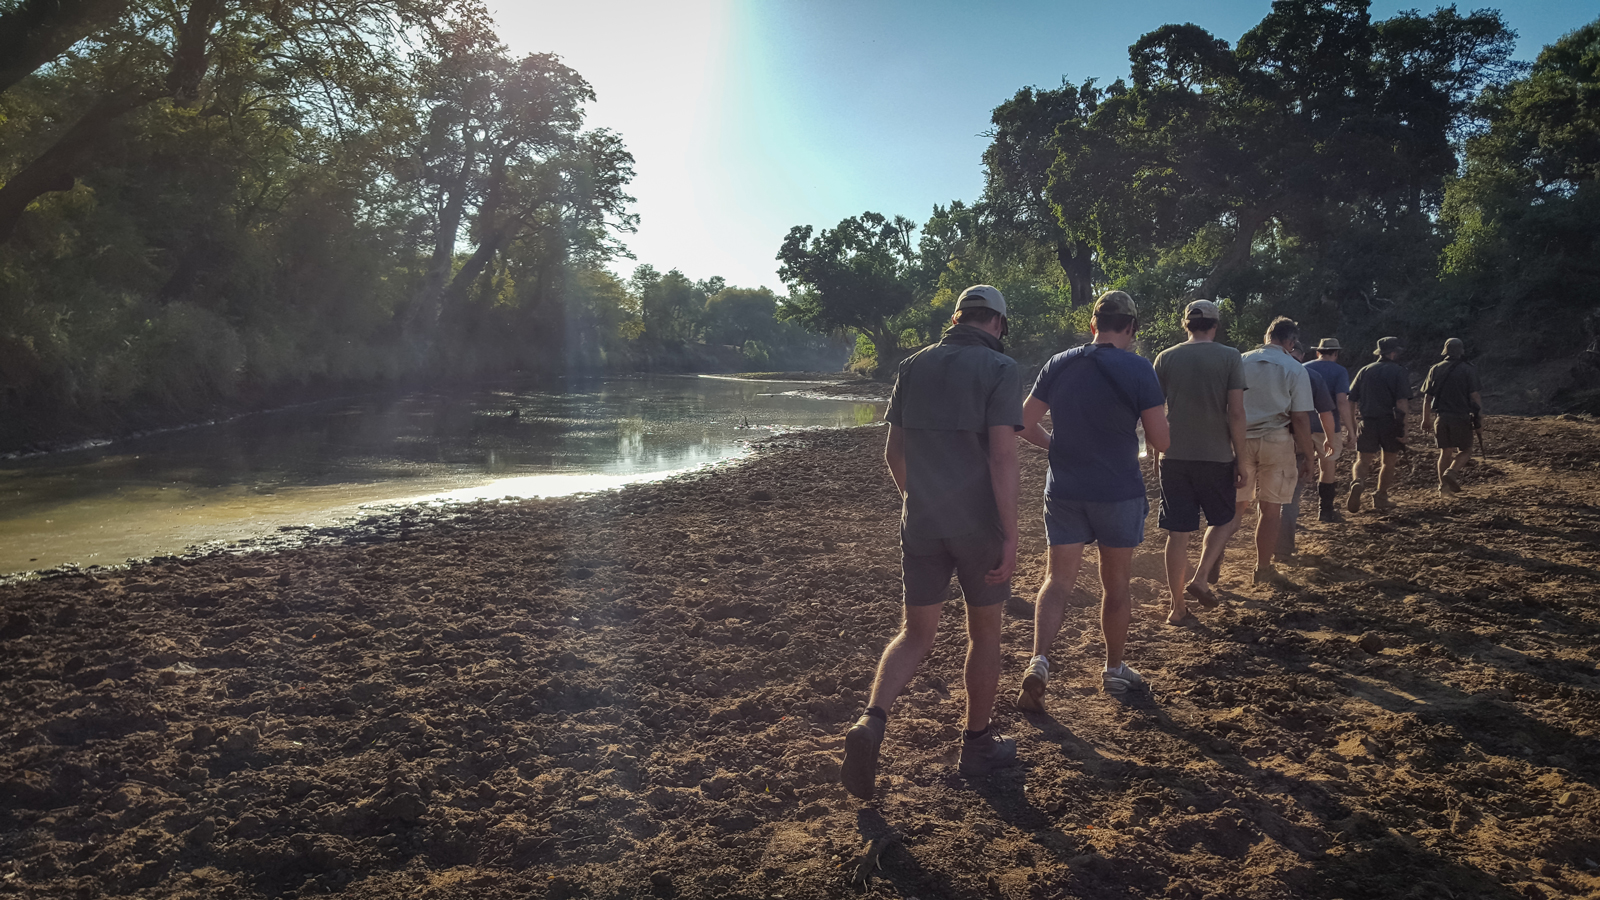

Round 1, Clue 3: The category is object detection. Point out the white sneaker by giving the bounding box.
[1015,655,1049,712]
[1102,663,1145,693]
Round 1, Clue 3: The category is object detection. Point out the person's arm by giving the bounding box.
[1019,395,1052,450]
[986,424,1020,584]
[1318,411,1337,453]
[885,424,906,495]
[1140,404,1170,454]
[1395,395,1411,443]
[1226,387,1247,487]
[1289,411,1317,480]
[1335,392,1353,439]
[1420,393,1435,432]
[1470,391,1484,428]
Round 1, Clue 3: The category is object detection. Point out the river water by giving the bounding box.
[0,375,885,575]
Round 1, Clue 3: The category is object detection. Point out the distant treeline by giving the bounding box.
[0,0,845,451]
[777,2,1600,412]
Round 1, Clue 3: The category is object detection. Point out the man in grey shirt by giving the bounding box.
[1152,300,1246,625]
[840,285,1023,800]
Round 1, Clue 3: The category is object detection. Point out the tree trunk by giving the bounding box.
[866,325,904,380]
[0,88,153,243]
[404,129,480,364]
[0,0,218,244]
[0,0,133,96]
[1192,205,1273,301]
[1055,238,1094,307]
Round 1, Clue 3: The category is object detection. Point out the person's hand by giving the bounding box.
[986,535,1018,585]
[1298,454,1317,482]
[1233,461,1247,489]
[1322,439,1336,458]
[1420,415,1432,433]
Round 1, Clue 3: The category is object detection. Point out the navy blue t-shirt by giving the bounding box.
[1305,358,1351,429]
[1305,365,1334,435]
[1031,344,1165,502]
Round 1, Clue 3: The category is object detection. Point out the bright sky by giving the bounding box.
[491,1,1597,293]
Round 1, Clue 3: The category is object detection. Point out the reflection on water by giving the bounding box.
[0,375,884,574]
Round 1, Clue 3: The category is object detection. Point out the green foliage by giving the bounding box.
[1437,18,1600,362]
[776,211,920,376]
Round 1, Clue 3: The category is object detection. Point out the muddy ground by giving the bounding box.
[3,416,1599,900]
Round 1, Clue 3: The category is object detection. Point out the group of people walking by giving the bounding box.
[840,285,1484,800]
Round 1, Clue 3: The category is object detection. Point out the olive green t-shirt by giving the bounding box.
[884,325,1023,541]
[1153,340,1246,463]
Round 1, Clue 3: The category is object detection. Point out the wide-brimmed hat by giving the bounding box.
[1093,290,1137,317]
[1376,336,1404,355]
[1313,338,1341,351]
[956,284,1006,317]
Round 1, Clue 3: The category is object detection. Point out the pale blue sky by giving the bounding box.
[492,1,1596,292]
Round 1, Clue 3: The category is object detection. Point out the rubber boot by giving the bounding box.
[1318,482,1343,523]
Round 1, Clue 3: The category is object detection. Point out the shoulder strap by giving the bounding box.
[1064,346,1141,416]
[1426,361,1461,397]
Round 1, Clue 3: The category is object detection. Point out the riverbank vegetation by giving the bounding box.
[779,4,1600,406]
[0,0,845,452]
[4,1,1597,452]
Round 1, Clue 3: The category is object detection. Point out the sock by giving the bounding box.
[864,706,887,722]
[1318,482,1337,507]
[963,725,989,742]
[1031,654,1049,670]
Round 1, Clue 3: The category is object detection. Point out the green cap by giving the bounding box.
[1093,290,1137,317]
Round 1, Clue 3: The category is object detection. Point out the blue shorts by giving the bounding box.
[1043,494,1148,548]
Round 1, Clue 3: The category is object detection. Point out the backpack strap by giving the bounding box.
[1063,345,1141,416]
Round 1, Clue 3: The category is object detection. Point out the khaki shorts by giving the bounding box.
[901,527,1009,608]
[1237,433,1298,505]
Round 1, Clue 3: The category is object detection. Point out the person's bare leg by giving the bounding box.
[1376,449,1400,497]
[1445,446,1470,477]
[1254,501,1282,571]
[1032,544,1084,657]
[1354,452,1375,485]
[1198,501,1248,584]
[866,603,943,714]
[1097,546,1136,670]
[1436,447,1452,485]
[1163,530,1193,622]
[963,600,1004,731]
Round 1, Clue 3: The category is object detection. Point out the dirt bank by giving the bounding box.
[2,417,1599,899]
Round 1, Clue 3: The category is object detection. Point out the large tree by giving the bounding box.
[776,211,919,377]
[1441,18,1600,346]
[980,81,1103,306]
[400,21,635,361]
[1042,0,1516,311]
[0,0,450,244]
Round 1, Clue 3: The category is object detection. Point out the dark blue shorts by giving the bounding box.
[1043,494,1148,548]
[1158,459,1238,532]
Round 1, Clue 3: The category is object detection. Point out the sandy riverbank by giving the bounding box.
[2,418,1599,899]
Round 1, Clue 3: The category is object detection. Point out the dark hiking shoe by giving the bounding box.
[1254,566,1290,586]
[841,714,885,800]
[1206,554,1223,586]
[1015,656,1049,713]
[958,729,1018,776]
[1346,481,1365,513]
[1441,473,1462,494]
[1318,505,1344,523]
[1373,492,1399,511]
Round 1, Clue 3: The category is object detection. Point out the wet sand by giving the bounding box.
[2,417,1598,899]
